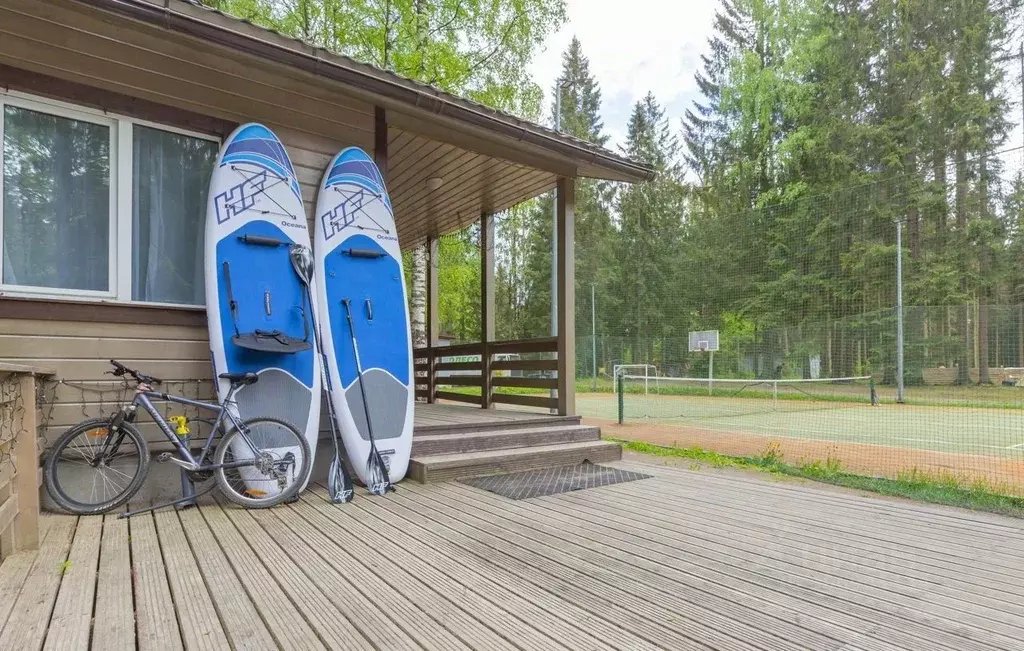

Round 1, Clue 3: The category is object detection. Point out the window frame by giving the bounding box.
[0,89,220,309]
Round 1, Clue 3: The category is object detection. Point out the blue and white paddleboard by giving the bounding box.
[314,147,414,485]
[204,123,319,492]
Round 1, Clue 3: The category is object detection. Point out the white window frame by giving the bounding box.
[0,89,220,308]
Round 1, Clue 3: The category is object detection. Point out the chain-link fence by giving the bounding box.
[571,152,1024,496]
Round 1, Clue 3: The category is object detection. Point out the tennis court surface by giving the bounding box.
[579,375,1024,494]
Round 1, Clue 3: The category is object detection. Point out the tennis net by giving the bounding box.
[618,374,876,422]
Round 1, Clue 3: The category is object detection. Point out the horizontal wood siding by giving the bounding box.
[0,319,215,445]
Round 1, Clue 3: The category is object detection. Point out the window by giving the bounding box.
[0,91,219,306]
[132,125,218,304]
[2,105,112,292]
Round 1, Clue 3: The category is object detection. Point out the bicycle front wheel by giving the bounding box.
[44,417,149,515]
[214,417,311,508]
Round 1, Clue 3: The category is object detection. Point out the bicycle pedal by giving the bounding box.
[156,452,173,463]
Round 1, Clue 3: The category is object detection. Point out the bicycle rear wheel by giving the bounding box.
[44,417,149,515]
[214,417,311,508]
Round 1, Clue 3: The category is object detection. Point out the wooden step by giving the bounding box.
[408,440,622,483]
[412,425,601,456]
[413,414,582,436]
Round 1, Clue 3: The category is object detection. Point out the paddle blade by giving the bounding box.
[289,244,315,285]
[327,457,354,503]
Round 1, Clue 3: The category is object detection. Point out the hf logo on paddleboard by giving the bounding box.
[215,170,268,224]
[321,202,355,241]
[322,187,386,241]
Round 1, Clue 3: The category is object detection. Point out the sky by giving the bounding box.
[527,1,1024,171]
[528,0,720,152]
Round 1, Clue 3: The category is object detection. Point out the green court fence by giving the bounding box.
[569,152,1024,496]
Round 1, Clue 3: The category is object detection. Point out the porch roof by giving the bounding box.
[66,0,654,245]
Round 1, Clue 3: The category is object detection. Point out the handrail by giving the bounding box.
[0,365,51,555]
[412,337,559,411]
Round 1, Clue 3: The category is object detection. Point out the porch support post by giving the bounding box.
[481,213,495,408]
[426,235,439,403]
[556,177,576,416]
[374,106,388,182]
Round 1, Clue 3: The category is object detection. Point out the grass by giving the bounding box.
[609,437,1024,517]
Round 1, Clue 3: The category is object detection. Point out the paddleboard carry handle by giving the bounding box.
[343,248,387,259]
[239,234,285,247]
[221,261,241,338]
[365,298,373,321]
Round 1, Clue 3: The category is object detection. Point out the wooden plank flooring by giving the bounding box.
[1,460,1023,650]
[412,403,566,430]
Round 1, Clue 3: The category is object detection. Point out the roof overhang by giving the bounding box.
[76,0,655,184]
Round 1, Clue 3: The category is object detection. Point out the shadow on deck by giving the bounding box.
[3,459,1024,650]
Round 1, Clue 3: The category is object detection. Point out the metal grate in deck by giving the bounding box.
[459,461,651,500]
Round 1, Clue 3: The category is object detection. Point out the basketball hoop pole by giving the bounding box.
[709,349,714,395]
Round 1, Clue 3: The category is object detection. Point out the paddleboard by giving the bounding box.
[314,147,414,485]
[204,123,319,492]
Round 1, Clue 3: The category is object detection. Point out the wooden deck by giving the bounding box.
[412,402,572,432]
[3,459,1024,650]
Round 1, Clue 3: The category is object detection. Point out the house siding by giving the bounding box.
[0,0,371,441]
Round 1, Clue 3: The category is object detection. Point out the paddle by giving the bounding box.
[288,244,354,503]
[342,298,394,496]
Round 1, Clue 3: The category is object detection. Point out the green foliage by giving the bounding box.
[205,0,566,118]
[437,230,481,341]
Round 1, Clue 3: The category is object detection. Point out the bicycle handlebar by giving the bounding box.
[108,360,162,386]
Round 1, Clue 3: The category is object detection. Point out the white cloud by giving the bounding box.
[529,0,720,148]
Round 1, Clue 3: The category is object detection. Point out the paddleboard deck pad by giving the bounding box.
[314,147,414,485]
[204,123,319,492]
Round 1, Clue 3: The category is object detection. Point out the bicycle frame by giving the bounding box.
[124,384,259,472]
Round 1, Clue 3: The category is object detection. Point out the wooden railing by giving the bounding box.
[414,337,559,412]
[0,364,51,559]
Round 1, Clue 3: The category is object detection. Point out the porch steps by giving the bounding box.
[414,415,583,436]
[411,424,602,456]
[408,422,621,483]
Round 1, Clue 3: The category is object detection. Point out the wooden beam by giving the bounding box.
[480,213,495,409]
[481,214,495,342]
[374,106,388,184]
[426,236,439,404]
[556,177,576,416]
[13,374,39,550]
[490,393,559,410]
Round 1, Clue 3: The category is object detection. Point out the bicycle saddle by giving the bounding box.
[219,372,260,386]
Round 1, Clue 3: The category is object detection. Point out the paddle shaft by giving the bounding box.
[342,298,392,493]
[342,299,378,444]
[296,273,353,501]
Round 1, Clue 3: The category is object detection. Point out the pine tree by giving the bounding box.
[518,38,615,344]
[614,94,687,365]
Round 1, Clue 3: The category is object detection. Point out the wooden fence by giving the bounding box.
[0,364,50,560]
[414,337,560,412]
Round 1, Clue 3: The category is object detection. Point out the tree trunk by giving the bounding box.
[411,245,427,348]
[906,152,920,258]
[934,149,947,235]
[408,0,429,349]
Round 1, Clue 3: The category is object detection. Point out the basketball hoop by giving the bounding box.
[688,330,719,353]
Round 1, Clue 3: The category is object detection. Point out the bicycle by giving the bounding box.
[44,360,311,516]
